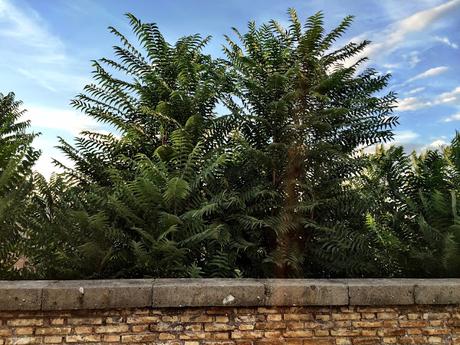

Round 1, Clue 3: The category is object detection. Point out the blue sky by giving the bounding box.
[0,0,459,176]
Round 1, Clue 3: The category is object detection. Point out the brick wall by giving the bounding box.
[1,305,459,345]
[1,279,460,345]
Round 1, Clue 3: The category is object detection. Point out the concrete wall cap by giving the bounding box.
[1,279,460,310]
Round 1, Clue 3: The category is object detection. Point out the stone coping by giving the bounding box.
[0,279,459,311]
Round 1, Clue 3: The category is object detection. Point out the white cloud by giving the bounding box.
[0,0,65,61]
[398,86,460,112]
[393,130,420,144]
[32,137,73,179]
[422,138,449,151]
[23,105,101,135]
[347,0,460,66]
[442,112,460,122]
[397,97,430,111]
[434,35,459,48]
[407,87,426,95]
[404,51,422,68]
[435,86,460,104]
[406,66,449,83]
[17,68,58,93]
[382,63,401,69]
[0,0,87,94]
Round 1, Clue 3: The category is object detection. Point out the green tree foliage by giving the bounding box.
[0,93,39,278]
[57,14,230,186]
[59,127,241,278]
[221,10,398,277]
[2,10,458,280]
[362,134,460,277]
[42,10,400,279]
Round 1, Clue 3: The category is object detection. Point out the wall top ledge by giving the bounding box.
[1,278,460,311]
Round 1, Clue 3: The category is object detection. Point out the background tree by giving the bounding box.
[363,134,460,277]
[0,92,40,278]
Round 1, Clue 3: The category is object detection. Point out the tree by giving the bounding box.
[363,134,460,277]
[221,10,398,277]
[35,10,402,279]
[57,14,230,186]
[0,92,40,278]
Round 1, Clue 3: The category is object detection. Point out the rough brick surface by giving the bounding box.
[1,305,460,344]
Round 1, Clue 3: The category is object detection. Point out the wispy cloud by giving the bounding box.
[407,87,426,95]
[393,130,420,144]
[434,35,458,48]
[23,105,101,135]
[397,97,429,111]
[436,86,460,104]
[0,0,65,61]
[442,112,460,122]
[398,85,460,112]
[0,0,86,94]
[406,66,449,83]
[348,0,460,65]
[404,51,422,68]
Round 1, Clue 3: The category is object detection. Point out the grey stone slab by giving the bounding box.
[415,279,460,304]
[0,280,48,311]
[42,279,153,310]
[5,278,460,311]
[347,279,415,305]
[152,279,265,307]
[264,279,348,306]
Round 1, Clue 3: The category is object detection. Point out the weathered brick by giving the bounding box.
[15,327,34,335]
[205,323,235,332]
[352,321,384,328]
[283,330,314,337]
[0,328,11,336]
[238,324,254,330]
[213,332,230,340]
[255,321,286,330]
[353,337,381,345]
[266,314,282,321]
[74,326,93,334]
[158,332,177,340]
[303,339,334,345]
[333,313,360,320]
[49,318,65,325]
[377,312,398,319]
[121,334,156,342]
[68,317,102,325]
[315,329,330,337]
[94,324,129,333]
[65,335,101,343]
[231,331,264,339]
[399,320,429,328]
[283,313,313,321]
[103,335,121,342]
[43,336,63,344]
[35,327,71,335]
[7,319,43,327]
[5,337,41,345]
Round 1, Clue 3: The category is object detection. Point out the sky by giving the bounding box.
[0,0,459,177]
